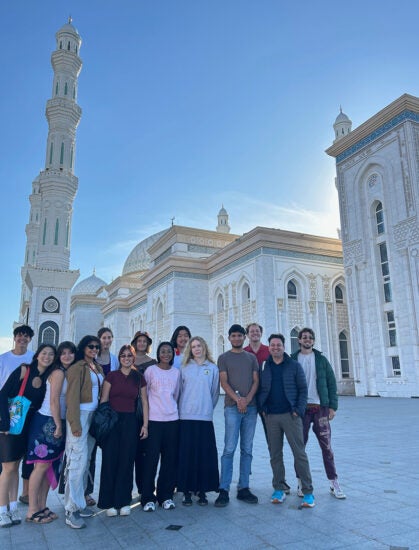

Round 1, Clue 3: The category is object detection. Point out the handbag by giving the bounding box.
[89,402,118,447]
[8,366,31,435]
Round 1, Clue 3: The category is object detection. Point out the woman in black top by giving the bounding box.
[0,344,56,527]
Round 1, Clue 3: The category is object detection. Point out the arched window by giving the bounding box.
[67,41,70,50]
[54,219,59,245]
[375,202,384,234]
[70,147,74,169]
[335,285,344,304]
[290,328,299,354]
[339,332,350,378]
[241,283,250,303]
[55,82,59,95]
[73,86,76,99]
[49,142,53,164]
[59,41,62,49]
[42,219,47,245]
[217,293,224,313]
[287,280,297,300]
[60,143,64,165]
[38,321,59,347]
[217,335,225,356]
[64,82,68,95]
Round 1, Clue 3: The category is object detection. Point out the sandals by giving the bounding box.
[85,494,96,507]
[26,511,53,524]
[40,508,58,520]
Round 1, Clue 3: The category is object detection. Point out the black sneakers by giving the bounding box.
[237,488,258,504]
[214,489,230,507]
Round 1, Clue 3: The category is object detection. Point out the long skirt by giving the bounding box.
[177,420,219,493]
[98,412,138,510]
[26,412,65,489]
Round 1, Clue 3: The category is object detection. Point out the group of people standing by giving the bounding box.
[0,319,345,531]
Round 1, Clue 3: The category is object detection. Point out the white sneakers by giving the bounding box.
[106,506,131,516]
[162,499,175,510]
[143,501,156,512]
[0,511,12,528]
[330,479,346,499]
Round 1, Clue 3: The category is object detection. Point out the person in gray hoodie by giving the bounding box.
[177,336,219,506]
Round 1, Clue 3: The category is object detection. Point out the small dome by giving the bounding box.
[57,23,80,36]
[72,274,107,296]
[122,229,168,276]
[218,206,228,216]
[335,109,351,124]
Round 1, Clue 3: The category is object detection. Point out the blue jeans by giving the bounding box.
[219,405,257,491]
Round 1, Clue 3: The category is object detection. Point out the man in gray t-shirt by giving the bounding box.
[215,324,259,507]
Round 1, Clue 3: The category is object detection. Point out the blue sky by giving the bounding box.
[1,0,418,350]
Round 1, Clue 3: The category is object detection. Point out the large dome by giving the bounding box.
[72,273,107,296]
[122,229,168,276]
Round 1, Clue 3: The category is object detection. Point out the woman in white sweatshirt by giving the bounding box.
[178,336,219,506]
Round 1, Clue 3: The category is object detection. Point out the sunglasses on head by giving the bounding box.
[87,344,100,350]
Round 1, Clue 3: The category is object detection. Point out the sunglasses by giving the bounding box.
[120,354,134,359]
[87,344,100,350]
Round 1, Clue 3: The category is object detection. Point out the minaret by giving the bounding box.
[333,107,352,143]
[216,205,231,233]
[19,19,81,346]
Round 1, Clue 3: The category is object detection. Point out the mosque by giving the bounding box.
[18,21,419,398]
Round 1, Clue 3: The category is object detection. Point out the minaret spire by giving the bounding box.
[19,21,82,345]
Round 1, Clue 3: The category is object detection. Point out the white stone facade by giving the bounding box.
[327,94,419,397]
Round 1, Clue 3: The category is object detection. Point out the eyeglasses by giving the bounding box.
[87,344,100,350]
[120,354,134,359]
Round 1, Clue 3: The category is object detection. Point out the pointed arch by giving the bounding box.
[64,82,68,95]
[290,327,300,354]
[38,321,59,347]
[339,330,350,379]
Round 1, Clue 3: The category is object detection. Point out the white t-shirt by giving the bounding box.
[0,349,34,390]
[80,370,103,412]
[298,352,320,405]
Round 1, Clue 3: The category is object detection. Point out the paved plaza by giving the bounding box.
[0,396,418,549]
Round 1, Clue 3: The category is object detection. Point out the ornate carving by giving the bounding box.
[307,273,317,301]
[343,240,363,264]
[322,275,331,302]
[277,298,283,310]
[394,217,418,248]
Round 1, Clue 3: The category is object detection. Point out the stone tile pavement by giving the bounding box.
[1,396,418,549]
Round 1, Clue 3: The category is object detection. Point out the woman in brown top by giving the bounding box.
[64,335,104,530]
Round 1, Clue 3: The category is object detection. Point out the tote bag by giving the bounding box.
[8,366,31,435]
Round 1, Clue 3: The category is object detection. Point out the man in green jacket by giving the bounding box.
[291,327,346,499]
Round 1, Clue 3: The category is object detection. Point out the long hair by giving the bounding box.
[53,341,77,371]
[29,343,57,377]
[75,335,101,362]
[170,326,191,349]
[182,336,214,366]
